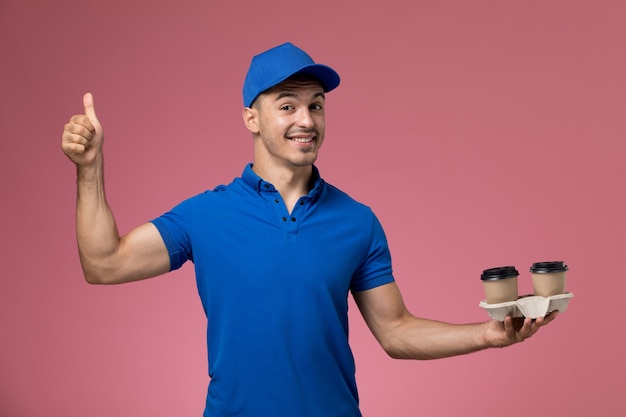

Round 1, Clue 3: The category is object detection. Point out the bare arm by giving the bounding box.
[62,93,170,284]
[353,282,557,360]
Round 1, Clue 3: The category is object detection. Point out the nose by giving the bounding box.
[296,108,314,128]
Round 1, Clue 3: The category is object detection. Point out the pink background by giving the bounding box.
[1,0,624,415]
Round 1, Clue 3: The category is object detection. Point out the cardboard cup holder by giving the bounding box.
[479,292,574,321]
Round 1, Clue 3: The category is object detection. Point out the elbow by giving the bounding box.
[379,337,410,360]
[83,269,112,285]
[383,344,411,360]
[84,274,106,285]
[79,254,110,284]
[80,260,120,285]
[372,325,413,359]
[386,350,407,360]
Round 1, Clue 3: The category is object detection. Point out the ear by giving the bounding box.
[242,106,260,134]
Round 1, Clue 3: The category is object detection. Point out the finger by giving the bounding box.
[502,316,516,339]
[543,310,559,325]
[532,311,557,329]
[63,141,88,155]
[62,129,88,150]
[67,117,95,134]
[83,92,99,125]
[511,317,531,340]
[61,129,89,154]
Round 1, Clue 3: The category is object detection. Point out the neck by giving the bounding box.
[252,161,313,212]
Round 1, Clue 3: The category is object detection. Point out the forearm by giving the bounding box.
[74,156,123,283]
[383,315,490,360]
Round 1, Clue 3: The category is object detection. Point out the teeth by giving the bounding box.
[291,137,313,143]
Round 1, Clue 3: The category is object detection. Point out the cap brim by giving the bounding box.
[292,64,341,93]
[247,64,340,107]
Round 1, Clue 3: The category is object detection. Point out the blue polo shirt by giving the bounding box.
[151,164,394,417]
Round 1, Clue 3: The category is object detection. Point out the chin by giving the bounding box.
[290,157,317,168]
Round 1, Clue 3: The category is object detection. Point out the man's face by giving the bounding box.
[250,77,326,170]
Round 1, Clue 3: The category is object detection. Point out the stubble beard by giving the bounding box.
[260,128,323,168]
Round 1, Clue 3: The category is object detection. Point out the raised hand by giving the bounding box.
[62,93,104,166]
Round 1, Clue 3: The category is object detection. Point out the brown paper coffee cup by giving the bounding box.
[530,261,568,297]
[481,266,519,304]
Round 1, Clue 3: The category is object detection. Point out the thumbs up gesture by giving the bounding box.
[62,93,104,166]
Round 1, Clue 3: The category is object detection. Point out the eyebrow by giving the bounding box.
[274,91,326,101]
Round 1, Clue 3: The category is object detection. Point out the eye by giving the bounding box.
[310,103,323,111]
[280,105,294,111]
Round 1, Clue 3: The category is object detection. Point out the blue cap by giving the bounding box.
[243,42,341,107]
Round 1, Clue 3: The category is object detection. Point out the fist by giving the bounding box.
[62,93,104,166]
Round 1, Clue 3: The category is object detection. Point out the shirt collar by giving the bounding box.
[241,163,324,197]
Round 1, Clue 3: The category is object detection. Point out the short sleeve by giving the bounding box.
[350,214,395,292]
[150,199,195,271]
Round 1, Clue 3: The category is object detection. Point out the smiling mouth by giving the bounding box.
[288,136,315,143]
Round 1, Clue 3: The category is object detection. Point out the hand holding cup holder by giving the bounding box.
[479,261,573,321]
